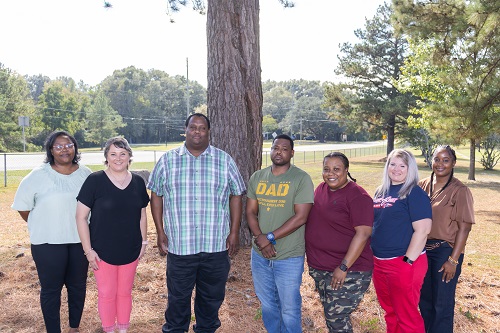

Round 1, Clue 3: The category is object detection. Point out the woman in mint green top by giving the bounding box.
[12,131,91,333]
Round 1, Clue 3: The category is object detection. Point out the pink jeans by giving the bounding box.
[93,259,139,332]
[373,254,428,333]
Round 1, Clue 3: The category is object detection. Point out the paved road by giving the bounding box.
[290,141,383,152]
[2,141,384,171]
[2,150,167,171]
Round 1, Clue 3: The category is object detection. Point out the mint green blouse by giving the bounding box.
[12,163,91,245]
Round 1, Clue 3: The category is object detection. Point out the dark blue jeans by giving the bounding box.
[31,243,89,333]
[419,241,463,333]
[162,251,230,333]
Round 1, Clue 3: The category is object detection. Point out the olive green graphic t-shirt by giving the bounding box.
[247,165,314,260]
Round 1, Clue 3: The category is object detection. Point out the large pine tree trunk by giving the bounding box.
[207,0,263,246]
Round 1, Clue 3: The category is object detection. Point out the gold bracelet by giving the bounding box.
[448,256,459,266]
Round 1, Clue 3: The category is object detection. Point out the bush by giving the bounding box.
[479,134,500,170]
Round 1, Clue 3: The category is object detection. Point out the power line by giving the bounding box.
[4,107,187,123]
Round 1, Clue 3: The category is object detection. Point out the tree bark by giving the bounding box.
[207,0,263,246]
[386,114,395,155]
[468,138,476,180]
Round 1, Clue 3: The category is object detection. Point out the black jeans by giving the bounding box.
[31,243,89,333]
[162,251,230,333]
[419,240,463,333]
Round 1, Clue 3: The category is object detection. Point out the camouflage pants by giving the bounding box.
[309,267,372,333]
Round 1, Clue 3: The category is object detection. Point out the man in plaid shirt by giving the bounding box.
[148,113,246,333]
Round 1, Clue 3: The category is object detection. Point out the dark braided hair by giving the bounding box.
[430,145,456,197]
[324,152,357,182]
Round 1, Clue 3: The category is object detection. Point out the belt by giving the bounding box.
[425,240,447,251]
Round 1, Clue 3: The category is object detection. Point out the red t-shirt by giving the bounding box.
[305,181,374,272]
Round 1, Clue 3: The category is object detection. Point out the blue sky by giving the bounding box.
[0,0,386,87]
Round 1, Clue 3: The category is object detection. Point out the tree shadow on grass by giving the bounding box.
[465,180,500,193]
[475,210,500,224]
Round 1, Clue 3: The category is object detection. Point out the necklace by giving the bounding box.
[107,169,129,188]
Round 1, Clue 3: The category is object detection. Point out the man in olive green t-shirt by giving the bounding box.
[247,134,314,333]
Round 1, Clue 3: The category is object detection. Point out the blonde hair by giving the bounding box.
[375,149,420,199]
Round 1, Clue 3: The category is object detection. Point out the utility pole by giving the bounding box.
[186,57,190,117]
[300,118,303,141]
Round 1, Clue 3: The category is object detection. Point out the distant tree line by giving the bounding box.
[0,64,367,152]
[0,65,207,151]
[262,79,369,142]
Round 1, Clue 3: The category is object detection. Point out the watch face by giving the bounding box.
[403,256,413,264]
[340,264,348,272]
[266,233,274,241]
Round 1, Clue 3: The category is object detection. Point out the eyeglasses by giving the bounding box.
[52,143,75,151]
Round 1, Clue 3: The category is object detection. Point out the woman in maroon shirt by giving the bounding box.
[305,152,373,333]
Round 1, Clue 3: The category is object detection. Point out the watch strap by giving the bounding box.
[403,256,414,265]
[266,232,276,245]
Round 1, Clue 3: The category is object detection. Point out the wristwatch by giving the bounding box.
[266,232,276,245]
[339,263,348,272]
[403,256,414,265]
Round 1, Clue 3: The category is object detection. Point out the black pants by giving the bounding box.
[31,243,89,333]
[420,241,463,333]
[162,251,230,333]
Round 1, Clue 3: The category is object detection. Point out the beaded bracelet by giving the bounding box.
[448,256,459,266]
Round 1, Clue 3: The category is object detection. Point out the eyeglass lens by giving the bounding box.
[53,143,74,150]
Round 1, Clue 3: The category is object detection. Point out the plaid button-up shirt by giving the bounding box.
[148,144,246,255]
